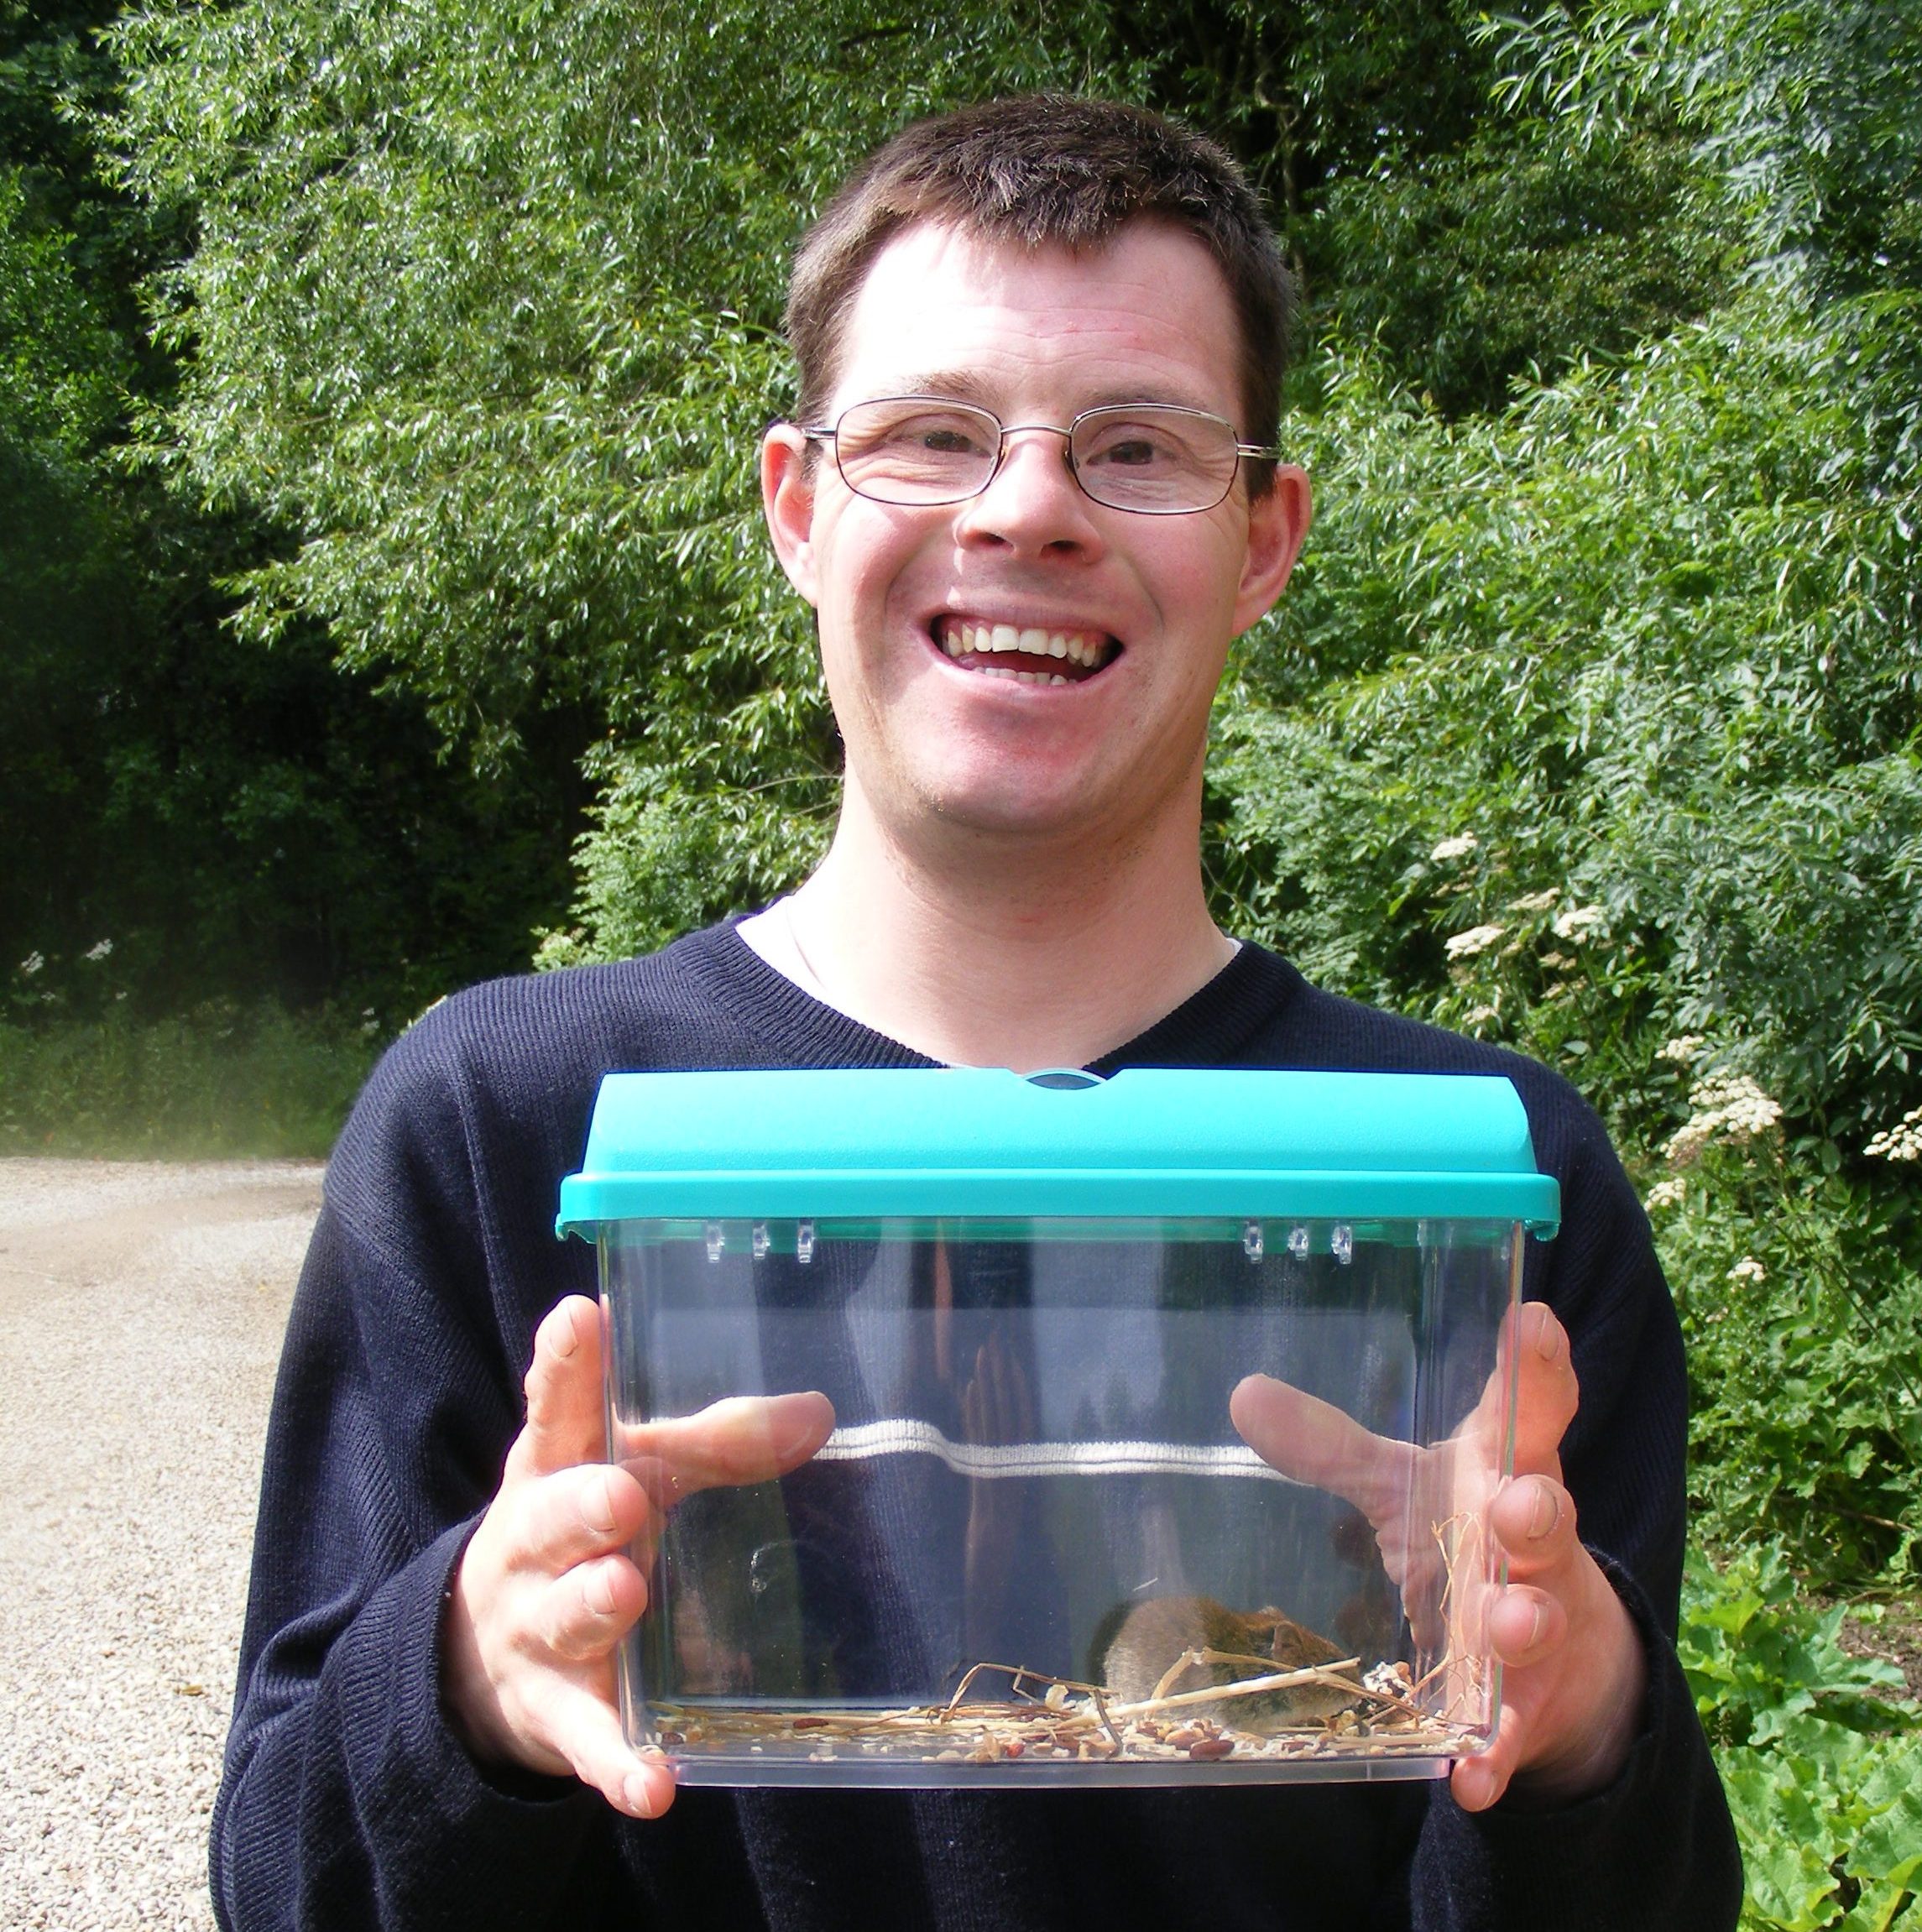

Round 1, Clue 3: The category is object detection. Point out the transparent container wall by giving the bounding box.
[603,1215,1522,1787]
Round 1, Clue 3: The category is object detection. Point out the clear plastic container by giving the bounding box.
[559,1068,1559,1788]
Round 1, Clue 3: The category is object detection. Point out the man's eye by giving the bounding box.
[1079,422,1182,470]
[917,425,987,456]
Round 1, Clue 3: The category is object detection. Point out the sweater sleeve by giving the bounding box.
[1413,1558,1741,1931]
[209,1034,621,1931]
[1410,1082,1742,1930]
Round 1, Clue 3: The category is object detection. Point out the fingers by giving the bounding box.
[1481,1473,1578,1668]
[540,1549,649,1663]
[444,1308,833,1823]
[1465,1475,1648,1804]
[556,1684,676,1815]
[525,1675,677,1822]
[1231,1374,1445,1630]
[619,1390,836,1505]
[507,1296,608,1480]
[508,1460,651,1580]
[1486,1583,1570,1670]
[1490,1470,1577,1578]
[1451,1699,1528,1813]
[963,1332,1036,1448]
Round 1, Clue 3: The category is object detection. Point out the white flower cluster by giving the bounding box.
[1645,1177,1686,1210]
[1664,1075,1784,1164]
[1866,1107,1922,1163]
[1444,923,1507,961]
[1507,889,1561,913]
[18,951,44,977]
[1430,833,1480,864]
[1658,1036,1705,1065]
[1727,1256,1768,1285]
[1552,904,1607,943]
[83,938,113,962]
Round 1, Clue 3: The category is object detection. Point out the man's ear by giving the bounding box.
[762,425,821,606]
[1230,462,1312,639]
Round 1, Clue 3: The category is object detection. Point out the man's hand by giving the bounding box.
[1230,1301,1644,1813]
[442,1295,834,1819]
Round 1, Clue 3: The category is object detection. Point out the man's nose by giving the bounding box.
[953,426,1105,556]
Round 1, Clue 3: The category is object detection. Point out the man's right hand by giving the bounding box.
[442,1294,834,1820]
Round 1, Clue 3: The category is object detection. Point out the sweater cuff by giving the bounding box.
[317,1520,604,1910]
[428,1515,589,1805]
[1418,1550,1742,1929]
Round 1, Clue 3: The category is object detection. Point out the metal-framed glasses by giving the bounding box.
[800,396,1278,516]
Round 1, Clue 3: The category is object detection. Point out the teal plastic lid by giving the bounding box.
[556,1068,1560,1235]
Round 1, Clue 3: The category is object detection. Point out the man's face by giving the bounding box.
[762,218,1309,857]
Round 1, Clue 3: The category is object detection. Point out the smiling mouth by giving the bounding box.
[932,616,1120,686]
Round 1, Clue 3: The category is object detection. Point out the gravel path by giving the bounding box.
[0,1160,322,1932]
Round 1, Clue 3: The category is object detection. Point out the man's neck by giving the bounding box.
[739,781,1236,1069]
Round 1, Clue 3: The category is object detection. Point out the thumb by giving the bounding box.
[618,1391,837,1506]
[505,1295,608,1480]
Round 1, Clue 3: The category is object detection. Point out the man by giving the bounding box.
[214,97,1740,1929]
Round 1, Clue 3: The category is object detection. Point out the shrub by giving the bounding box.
[1681,1540,1922,1930]
[0,1001,378,1157]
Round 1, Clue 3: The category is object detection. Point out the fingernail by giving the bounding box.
[775,1397,829,1461]
[1527,1600,1548,1649]
[1528,1483,1559,1539]
[1534,1313,1562,1361]
[586,1469,620,1535]
[623,1771,655,1817]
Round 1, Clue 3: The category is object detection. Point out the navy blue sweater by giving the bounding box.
[212,925,1740,1930]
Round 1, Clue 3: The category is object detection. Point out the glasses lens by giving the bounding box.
[833,399,1000,504]
[1069,405,1240,513]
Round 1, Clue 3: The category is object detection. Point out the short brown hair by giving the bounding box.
[786,97,1296,483]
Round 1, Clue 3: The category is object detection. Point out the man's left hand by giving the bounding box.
[1231,1301,1645,1812]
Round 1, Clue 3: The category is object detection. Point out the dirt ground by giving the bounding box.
[1839,1599,1922,1704]
[0,1159,322,1932]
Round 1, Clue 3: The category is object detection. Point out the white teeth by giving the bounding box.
[982,665,1017,680]
[1049,674,1067,685]
[938,617,1110,673]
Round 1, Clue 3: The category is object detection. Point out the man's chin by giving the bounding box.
[906,772,1140,849]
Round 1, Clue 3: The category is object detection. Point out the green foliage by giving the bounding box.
[534,748,832,969]
[0,1000,378,1157]
[1652,1136,1922,1583]
[1322,123,1732,415]
[1682,1542,1914,1747]
[1682,1543,1922,1930]
[106,0,1133,939]
[1212,283,1922,1145]
[1100,0,1493,240]
[3,0,591,1026]
[1188,3,1922,1609]
[0,165,128,450]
